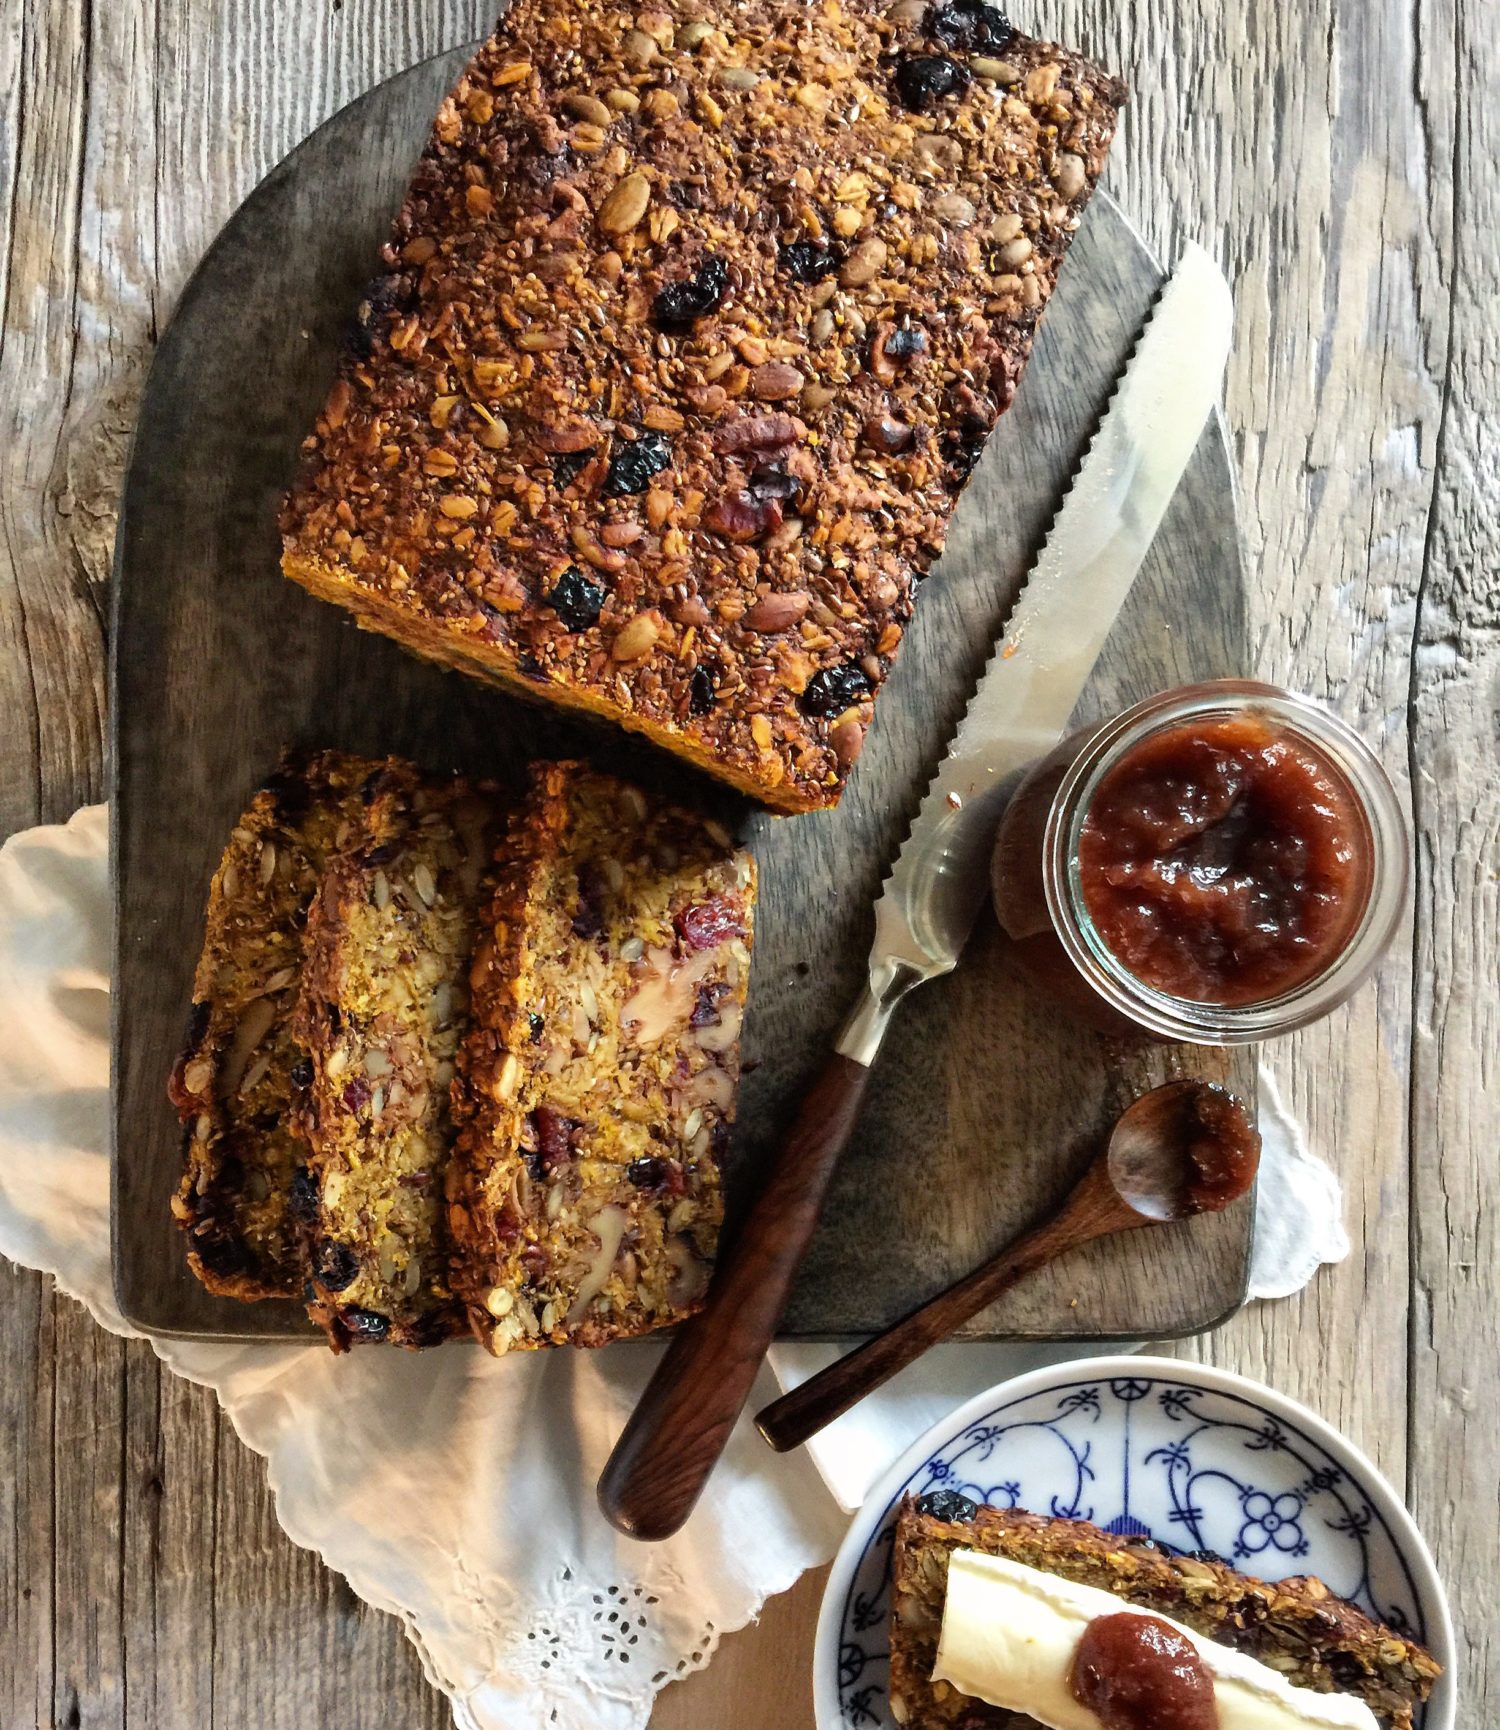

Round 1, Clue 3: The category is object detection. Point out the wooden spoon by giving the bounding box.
[753,1079,1259,1453]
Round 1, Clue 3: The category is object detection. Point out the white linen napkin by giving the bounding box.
[0,808,1349,1726]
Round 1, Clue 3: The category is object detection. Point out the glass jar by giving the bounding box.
[990,681,1409,1043]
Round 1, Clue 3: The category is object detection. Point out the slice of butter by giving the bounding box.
[932,1548,1379,1730]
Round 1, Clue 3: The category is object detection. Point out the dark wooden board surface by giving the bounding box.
[111,46,1254,1343]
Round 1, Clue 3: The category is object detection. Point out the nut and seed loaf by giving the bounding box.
[281,0,1126,813]
[888,1496,1441,1730]
[448,760,752,1351]
[169,751,391,1298]
[293,770,507,1349]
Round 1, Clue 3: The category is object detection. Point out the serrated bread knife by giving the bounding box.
[598,244,1234,1540]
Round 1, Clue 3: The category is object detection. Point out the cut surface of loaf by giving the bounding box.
[888,1496,1441,1730]
[280,0,1126,812]
[293,768,506,1348]
[169,751,390,1298]
[448,760,752,1351]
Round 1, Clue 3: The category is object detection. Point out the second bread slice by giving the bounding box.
[293,768,506,1349]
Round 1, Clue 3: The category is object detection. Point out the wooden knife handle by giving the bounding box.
[597,1050,873,1541]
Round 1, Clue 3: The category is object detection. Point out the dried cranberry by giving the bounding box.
[704,487,782,542]
[926,0,1013,53]
[341,1076,372,1115]
[314,1240,359,1293]
[915,1489,979,1522]
[546,566,606,631]
[893,53,970,112]
[779,240,842,282]
[690,981,731,1027]
[801,662,870,716]
[883,326,928,362]
[652,254,730,330]
[689,666,716,714]
[532,1105,575,1171]
[550,447,597,489]
[288,1166,319,1223]
[340,1307,390,1342]
[527,1012,546,1042]
[408,1311,452,1348]
[675,896,745,951]
[602,430,672,497]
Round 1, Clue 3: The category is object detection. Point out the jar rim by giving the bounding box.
[1041,681,1410,1044]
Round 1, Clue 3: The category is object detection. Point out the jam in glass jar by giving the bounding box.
[990,681,1409,1043]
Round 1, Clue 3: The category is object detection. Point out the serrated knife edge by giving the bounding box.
[842,241,1234,1052]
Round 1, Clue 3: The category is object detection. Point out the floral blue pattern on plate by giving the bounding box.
[814,1356,1454,1730]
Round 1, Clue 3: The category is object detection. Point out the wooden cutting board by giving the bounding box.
[111,46,1255,1342]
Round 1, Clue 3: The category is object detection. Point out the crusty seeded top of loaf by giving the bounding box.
[281,0,1125,812]
[888,1497,1441,1730]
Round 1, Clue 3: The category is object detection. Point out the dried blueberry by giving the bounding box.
[652,254,730,330]
[349,271,416,359]
[926,0,1013,53]
[546,566,606,631]
[193,1235,252,1280]
[627,1156,668,1188]
[779,240,842,283]
[572,863,606,938]
[893,53,970,113]
[550,446,597,489]
[914,1489,979,1522]
[314,1240,359,1293]
[288,1166,319,1223]
[517,653,548,681]
[290,1056,313,1090]
[748,463,803,507]
[801,662,870,717]
[184,999,211,1048]
[690,981,731,1027]
[884,326,928,362]
[528,1011,546,1043]
[689,665,716,715]
[341,1307,390,1342]
[602,430,672,497]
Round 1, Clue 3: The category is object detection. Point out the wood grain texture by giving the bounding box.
[107,46,1255,1344]
[0,1,1494,1726]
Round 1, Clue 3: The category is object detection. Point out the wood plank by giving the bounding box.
[0,1263,54,1730]
[1407,0,1497,1710]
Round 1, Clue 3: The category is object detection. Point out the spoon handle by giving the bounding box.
[755,1169,1133,1453]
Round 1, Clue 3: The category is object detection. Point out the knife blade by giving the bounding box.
[596,242,1234,1540]
[839,240,1233,1060]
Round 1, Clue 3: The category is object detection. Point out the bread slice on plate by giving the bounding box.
[448,760,753,1352]
[889,1494,1442,1730]
[280,0,1126,812]
[169,750,390,1299]
[292,767,507,1349]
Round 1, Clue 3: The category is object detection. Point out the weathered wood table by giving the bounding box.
[1,2,1492,1724]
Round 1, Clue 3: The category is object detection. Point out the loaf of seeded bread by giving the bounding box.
[292,769,507,1349]
[169,751,391,1298]
[888,1494,1442,1730]
[280,0,1125,813]
[448,760,752,1351]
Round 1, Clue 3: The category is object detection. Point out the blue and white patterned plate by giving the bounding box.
[814,1355,1454,1730]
